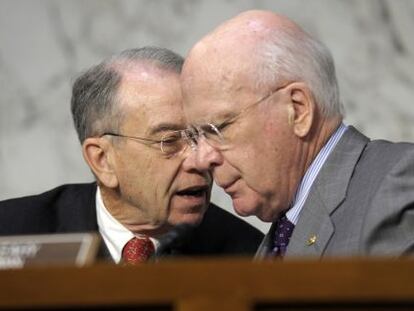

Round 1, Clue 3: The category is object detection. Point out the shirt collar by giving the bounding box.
[286,123,348,224]
[95,187,159,263]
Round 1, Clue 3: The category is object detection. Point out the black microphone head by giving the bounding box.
[155,223,196,256]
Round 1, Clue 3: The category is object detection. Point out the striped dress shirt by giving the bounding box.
[286,123,348,225]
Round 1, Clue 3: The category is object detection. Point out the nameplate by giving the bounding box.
[0,233,100,269]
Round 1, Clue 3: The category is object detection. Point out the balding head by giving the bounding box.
[72,47,184,143]
[182,10,343,118]
[203,10,303,42]
[180,10,345,220]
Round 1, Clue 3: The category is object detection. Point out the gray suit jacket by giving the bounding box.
[256,126,414,258]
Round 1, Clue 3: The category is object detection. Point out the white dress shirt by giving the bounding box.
[95,187,159,263]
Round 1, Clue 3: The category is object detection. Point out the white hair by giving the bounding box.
[254,27,344,118]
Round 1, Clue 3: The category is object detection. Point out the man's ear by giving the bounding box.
[286,82,315,138]
[82,137,119,188]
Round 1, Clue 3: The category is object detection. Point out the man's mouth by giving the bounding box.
[176,185,209,197]
[218,178,239,194]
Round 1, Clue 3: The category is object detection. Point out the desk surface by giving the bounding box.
[1,257,414,310]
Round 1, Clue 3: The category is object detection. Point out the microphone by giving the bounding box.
[153,223,195,258]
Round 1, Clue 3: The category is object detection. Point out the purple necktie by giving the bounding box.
[270,214,295,257]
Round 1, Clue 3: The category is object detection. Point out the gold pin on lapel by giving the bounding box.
[307,235,317,246]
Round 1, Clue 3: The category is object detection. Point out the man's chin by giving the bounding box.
[232,196,268,219]
[169,207,207,227]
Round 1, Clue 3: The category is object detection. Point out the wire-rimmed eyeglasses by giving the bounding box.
[100,83,290,155]
[100,130,197,156]
[186,83,292,151]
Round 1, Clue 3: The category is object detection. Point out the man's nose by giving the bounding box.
[182,137,223,173]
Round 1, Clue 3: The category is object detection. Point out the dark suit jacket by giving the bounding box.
[256,126,414,258]
[0,183,263,259]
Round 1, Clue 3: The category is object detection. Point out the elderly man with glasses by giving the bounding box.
[181,10,414,258]
[0,47,263,263]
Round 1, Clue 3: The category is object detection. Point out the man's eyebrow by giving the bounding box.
[148,123,185,135]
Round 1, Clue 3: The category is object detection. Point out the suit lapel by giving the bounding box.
[285,127,369,257]
[286,190,334,257]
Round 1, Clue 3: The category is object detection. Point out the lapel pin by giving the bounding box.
[307,235,317,246]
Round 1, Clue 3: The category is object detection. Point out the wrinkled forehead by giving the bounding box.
[182,42,261,124]
[183,29,259,81]
[117,68,186,134]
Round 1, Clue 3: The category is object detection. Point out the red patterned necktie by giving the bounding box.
[122,237,155,264]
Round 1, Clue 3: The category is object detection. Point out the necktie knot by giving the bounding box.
[271,214,295,257]
[122,236,155,264]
